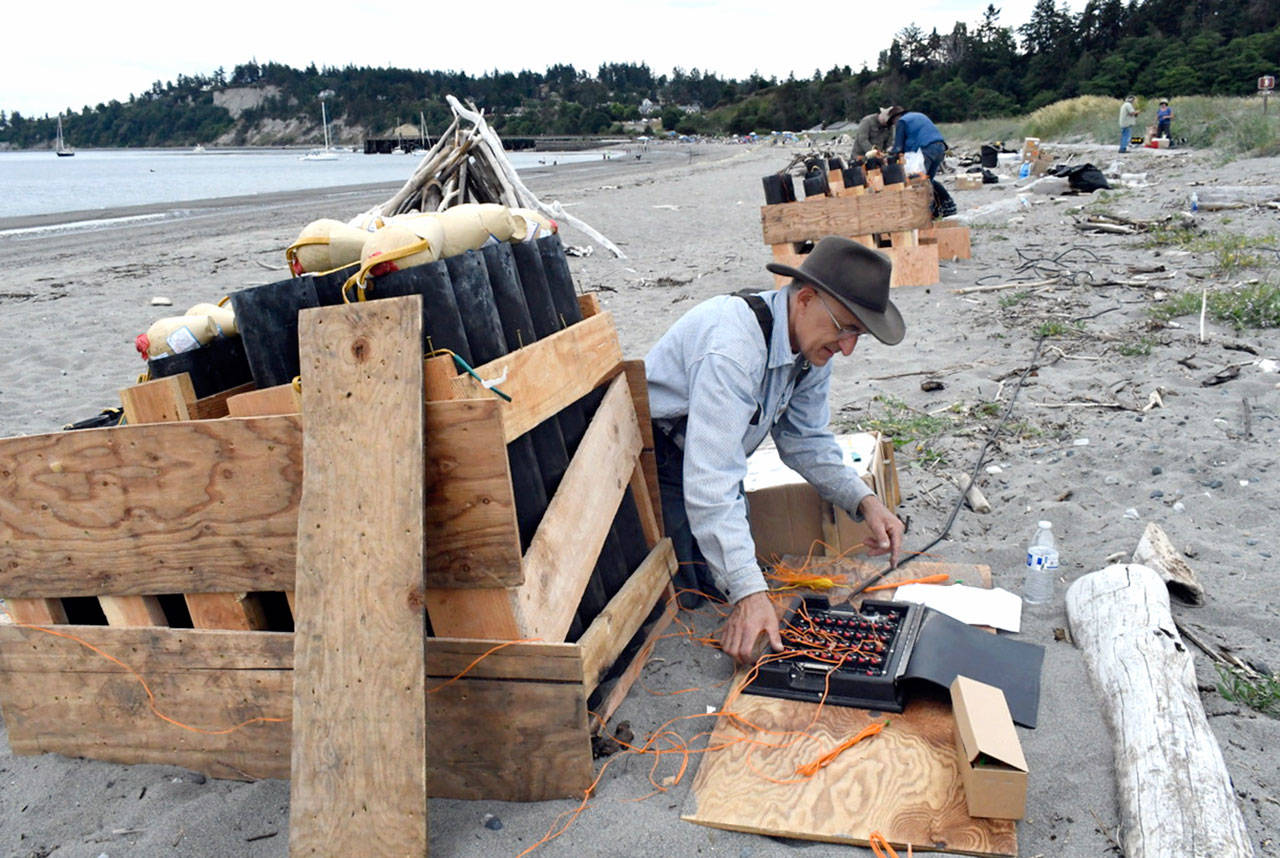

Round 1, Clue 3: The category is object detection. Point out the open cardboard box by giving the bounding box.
[744,432,898,560]
[951,675,1029,820]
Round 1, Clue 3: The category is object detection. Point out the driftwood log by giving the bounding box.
[1065,564,1254,858]
[359,96,625,258]
[1131,522,1205,605]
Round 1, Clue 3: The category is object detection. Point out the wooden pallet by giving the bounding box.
[763,168,971,287]
[0,293,675,806]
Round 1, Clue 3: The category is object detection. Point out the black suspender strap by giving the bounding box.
[733,292,810,425]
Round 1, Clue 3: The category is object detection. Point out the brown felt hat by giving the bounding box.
[766,236,905,345]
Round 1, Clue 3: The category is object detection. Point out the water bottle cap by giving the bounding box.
[1038,520,1052,529]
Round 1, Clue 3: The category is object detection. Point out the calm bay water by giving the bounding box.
[0,148,603,220]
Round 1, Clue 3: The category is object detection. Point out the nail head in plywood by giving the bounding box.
[290,296,428,857]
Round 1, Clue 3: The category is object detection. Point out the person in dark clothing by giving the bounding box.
[852,109,893,159]
[884,106,955,217]
[1156,99,1173,143]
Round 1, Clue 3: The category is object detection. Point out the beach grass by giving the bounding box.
[940,94,1280,158]
[1216,664,1280,716]
[1151,281,1280,330]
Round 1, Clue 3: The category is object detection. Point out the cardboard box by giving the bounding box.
[744,432,898,560]
[950,676,1028,820]
[1020,137,1040,162]
[954,174,984,191]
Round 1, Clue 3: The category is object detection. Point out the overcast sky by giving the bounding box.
[4,0,1055,118]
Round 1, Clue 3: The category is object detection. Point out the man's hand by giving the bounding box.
[720,591,783,665]
[858,495,905,568]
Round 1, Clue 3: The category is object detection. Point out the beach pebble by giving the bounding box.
[1205,479,1224,489]
[1150,490,1164,498]
[1104,475,1120,485]
[483,813,503,831]
[1173,501,1186,512]
[1124,508,1140,519]
[1151,466,1163,475]
[1073,438,1090,446]
[986,465,1003,475]
[150,297,173,306]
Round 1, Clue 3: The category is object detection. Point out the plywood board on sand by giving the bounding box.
[682,561,1017,857]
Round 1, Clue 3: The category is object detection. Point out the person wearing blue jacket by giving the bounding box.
[886,106,947,178]
[885,106,955,217]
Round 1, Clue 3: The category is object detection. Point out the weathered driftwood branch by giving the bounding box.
[444,96,626,258]
[1131,522,1205,605]
[1065,564,1255,858]
[950,471,990,513]
[358,99,625,258]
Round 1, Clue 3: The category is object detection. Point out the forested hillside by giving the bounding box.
[2,0,1276,149]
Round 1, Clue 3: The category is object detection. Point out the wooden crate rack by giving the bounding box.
[762,168,971,288]
[0,293,676,804]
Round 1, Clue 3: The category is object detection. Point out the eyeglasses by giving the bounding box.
[814,291,866,340]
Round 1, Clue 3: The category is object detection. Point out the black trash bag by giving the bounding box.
[980,144,999,168]
[1050,162,1110,193]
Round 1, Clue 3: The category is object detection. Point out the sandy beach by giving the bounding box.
[1,139,1277,858]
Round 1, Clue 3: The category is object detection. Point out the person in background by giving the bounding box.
[645,237,906,664]
[1119,95,1140,152]
[884,106,956,217]
[1156,99,1173,143]
[852,108,894,160]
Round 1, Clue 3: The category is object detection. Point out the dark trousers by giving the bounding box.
[654,423,726,608]
[921,140,947,179]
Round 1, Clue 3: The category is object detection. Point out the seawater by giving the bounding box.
[0,148,604,220]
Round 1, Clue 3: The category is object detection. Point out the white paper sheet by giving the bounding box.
[889,583,1023,633]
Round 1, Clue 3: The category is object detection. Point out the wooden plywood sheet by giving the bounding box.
[760,185,933,245]
[683,560,1016,856]
[290,296,428,855]
[0,625,595,799]
[445,311,623,442]
[683,692,1016,856]
[0,625,292,780]
[0,415,302,598]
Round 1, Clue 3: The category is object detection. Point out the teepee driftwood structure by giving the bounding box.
[361,95,624,258]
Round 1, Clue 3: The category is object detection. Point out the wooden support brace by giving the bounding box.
[517,373,645,641]
[760,184,932,246]
[291,294,429,856]
[433,311,623,442]
[225,383,300,417]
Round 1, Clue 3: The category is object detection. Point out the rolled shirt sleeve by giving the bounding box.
[773,366,873,518]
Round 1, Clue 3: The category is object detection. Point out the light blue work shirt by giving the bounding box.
[645,287,873,603]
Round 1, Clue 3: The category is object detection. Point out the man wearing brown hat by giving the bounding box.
[645,236,906,664]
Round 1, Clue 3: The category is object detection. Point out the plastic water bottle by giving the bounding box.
[1018,161,1032,179]
[1189,192,1199,212]
[1023,521,1058,605]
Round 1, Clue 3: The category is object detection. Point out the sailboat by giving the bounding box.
[300,99,338,161]
[55,115,75,157]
